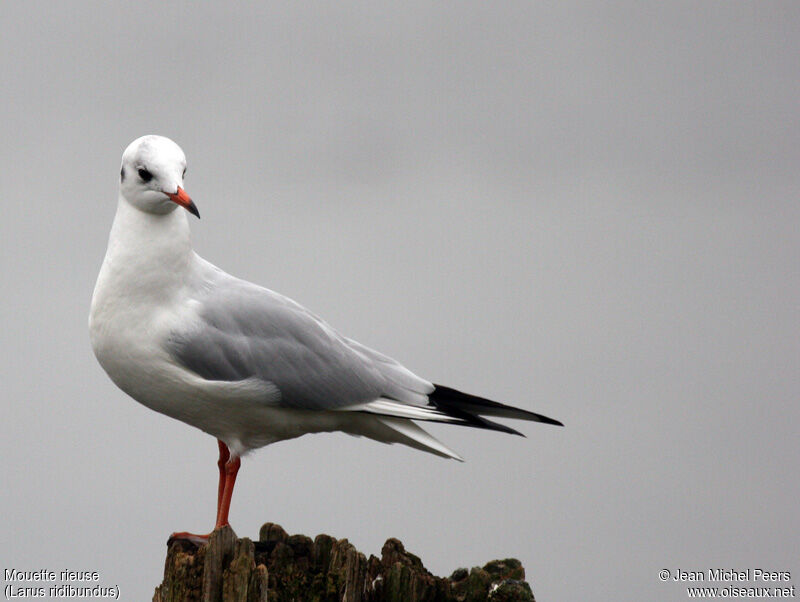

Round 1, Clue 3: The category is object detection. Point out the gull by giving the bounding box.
[89,135,562,541]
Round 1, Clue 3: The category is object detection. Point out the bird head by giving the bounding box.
[119,135,199,218]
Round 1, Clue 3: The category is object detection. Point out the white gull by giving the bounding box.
[89,135,562,540]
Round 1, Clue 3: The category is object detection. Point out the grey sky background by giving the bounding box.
[1,2,798,600]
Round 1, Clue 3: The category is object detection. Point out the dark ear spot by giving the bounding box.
[120,166,125,182]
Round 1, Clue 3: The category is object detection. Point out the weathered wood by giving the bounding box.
[153,523,535,601]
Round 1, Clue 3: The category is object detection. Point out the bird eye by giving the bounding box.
[182,168,187,179]
[138,168,153,182]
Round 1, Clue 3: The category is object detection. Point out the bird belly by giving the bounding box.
[91,309,344,454]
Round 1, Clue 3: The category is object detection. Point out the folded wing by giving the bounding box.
[165,268,561,460]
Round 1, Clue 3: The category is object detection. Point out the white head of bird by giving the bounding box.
[119,135,198,218]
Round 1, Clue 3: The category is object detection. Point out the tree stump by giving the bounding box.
[153,523,535,601]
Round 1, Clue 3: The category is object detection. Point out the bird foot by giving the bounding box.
[167,531,211,546]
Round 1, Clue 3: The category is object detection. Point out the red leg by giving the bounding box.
[215,440,230,520]
[169,440,234,545]
[214,455,241,529]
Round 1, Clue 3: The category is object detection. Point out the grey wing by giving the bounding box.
[166,277,432,410]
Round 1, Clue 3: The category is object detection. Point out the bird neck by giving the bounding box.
[100,195,195,298]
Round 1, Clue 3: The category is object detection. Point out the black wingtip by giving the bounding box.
[533,414,564,427]
[430,384,563,429]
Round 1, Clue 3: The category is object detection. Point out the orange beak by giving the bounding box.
[167,187,200,218]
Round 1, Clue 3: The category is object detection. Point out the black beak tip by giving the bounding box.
[187,201,200,219]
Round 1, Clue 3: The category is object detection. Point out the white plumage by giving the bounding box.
[89,135,561,535]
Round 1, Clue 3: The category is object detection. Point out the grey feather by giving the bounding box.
[166,272,431,410]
